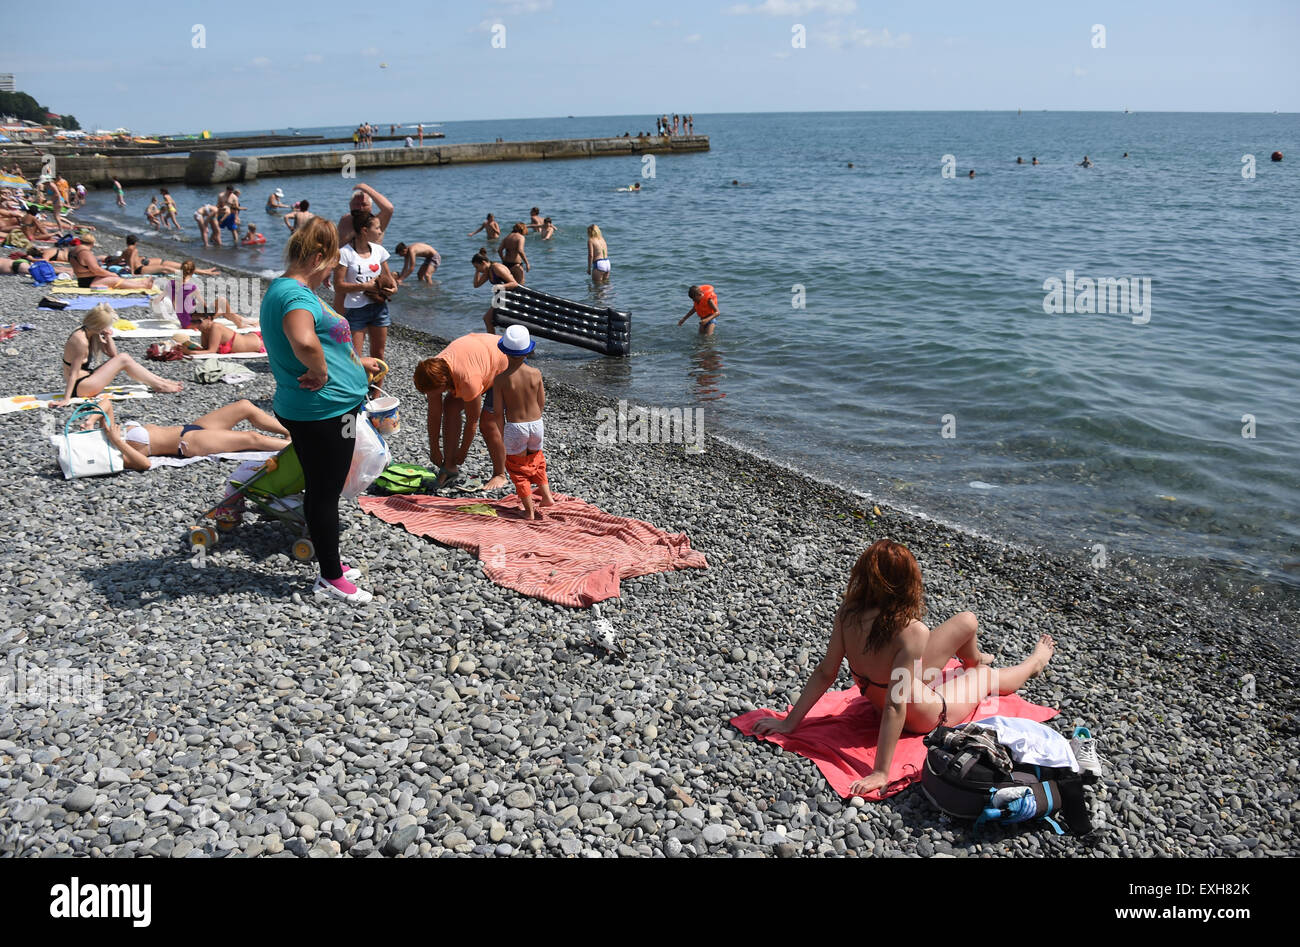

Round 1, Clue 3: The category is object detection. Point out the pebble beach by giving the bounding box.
[0,229,1295,859]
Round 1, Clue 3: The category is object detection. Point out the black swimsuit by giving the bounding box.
[63,328,95,397]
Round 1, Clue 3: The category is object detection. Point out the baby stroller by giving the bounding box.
[187,444,315,561]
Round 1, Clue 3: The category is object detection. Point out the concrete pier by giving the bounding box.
[14,135,709,189]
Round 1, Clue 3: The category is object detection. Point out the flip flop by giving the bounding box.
[444,476,486,495]
[432,467,461,492]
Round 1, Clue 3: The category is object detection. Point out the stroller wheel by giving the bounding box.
[292,538,315,562]
[189,526,218,548]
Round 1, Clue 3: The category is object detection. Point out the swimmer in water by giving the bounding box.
[968,170,975,178]
[1078,156,1094,168]
[1016,157,1024,164]
[539,217,557,240]
[468,213,501,240]
[679,284,719,336]
[1032,157,1039,165]
[393,241,441,284]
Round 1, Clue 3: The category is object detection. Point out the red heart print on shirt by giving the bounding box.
[369,264,380,272]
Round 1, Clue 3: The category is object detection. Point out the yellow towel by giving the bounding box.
[113,319,139,331]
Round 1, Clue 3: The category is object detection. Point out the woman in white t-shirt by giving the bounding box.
[333,210,397,361]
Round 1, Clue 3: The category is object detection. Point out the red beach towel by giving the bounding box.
[359,493,707,607]
[731,661,1058,798]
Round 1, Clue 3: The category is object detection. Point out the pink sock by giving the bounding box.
[324,576,358,594]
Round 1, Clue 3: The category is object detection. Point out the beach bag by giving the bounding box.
[52,403,123,479]
[149,289,178,323]
[342,416,390,499]
[29,260,56,284]
[55,233,80,247]
[920,724,1092,835]
[371,463,439,496]
[7,229,31,250]
[147,343,186,362]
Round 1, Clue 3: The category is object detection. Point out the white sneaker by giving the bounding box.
[1071,726,1103,780]
[313,576,373,604]
[340,563,361,581]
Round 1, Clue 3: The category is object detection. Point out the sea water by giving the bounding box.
[79,111,1300,593]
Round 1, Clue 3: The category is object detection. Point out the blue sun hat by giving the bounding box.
[498,324,535,356]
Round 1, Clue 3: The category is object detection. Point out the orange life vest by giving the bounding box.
[693,284,717,317]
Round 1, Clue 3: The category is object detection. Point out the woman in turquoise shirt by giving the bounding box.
[261,216,380,603]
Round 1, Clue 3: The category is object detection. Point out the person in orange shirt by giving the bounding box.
[413,332,510,491]
[679,284,719,335]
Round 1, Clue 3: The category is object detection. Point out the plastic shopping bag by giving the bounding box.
[342,414,390,499]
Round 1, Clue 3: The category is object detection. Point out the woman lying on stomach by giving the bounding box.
[187,310,265,356]
[753,539,1055,797]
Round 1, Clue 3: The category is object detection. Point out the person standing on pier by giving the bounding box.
[418,123,424,145]
[336,183,394,245]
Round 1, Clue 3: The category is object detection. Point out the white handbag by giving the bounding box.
[53,403,124,479]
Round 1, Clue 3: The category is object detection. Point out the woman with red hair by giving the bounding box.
[755,539,1054,797]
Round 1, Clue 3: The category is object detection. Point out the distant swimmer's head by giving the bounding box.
[486,213,495,222]
[847,163,854,168]
[1016,157,1023,164]
[543,217,552,225]
[530,207,540,216]
[248,224,259,233]
[840,539,927,651]
[1032,157,1039,164]
[394,243,408,256]
[587,224,603,240]
[731,180,739,185]
[298,199,309,211]
[413,357,452,395]
[968,170,975,178]
[688,285,702,300]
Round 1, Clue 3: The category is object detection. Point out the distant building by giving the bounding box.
[0,74,14,92]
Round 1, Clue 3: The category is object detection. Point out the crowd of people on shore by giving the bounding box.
[0,159,1077,802]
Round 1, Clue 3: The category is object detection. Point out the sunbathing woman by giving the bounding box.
[87,396,289,469]
[70,235,155,290]
[753,539,1055,797]
[55,304,183,405]
[188,310,265,356]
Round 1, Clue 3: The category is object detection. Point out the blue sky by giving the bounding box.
[3,0,1297,133]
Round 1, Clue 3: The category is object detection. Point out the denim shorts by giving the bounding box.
[345,300,391,331]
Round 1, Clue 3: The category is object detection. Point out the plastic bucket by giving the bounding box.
[365,389,401,435]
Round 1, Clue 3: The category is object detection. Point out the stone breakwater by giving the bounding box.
[0,230,1295,858]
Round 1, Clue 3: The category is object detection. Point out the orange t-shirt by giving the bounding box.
[693,285,718,318]
[437,333,509,402]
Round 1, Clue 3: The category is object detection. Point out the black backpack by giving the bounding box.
[920,724,1092,835]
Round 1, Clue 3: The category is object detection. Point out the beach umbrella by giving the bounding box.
[0,172,31,189]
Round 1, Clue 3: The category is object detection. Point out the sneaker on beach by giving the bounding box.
[1071,726,1103,781]
[313,576,372,604]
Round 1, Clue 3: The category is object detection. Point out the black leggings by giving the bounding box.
[277,406,360,581]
